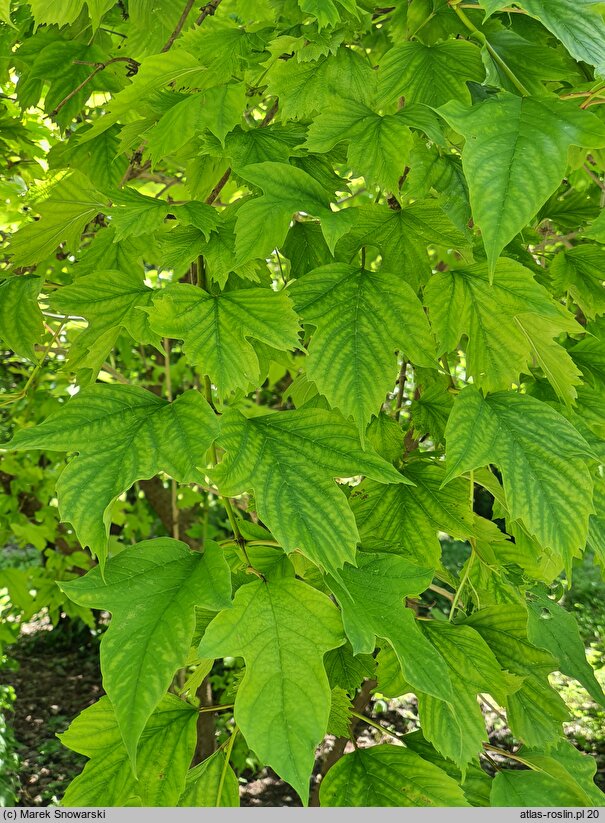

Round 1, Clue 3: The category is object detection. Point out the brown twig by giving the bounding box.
[394,359,408,420]
[196,0,223,25]
[583,163,605,191]
[50,56,139,117]
[161,0,196,51]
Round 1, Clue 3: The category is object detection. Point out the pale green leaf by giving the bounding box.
[60,695,198,806]
[327,552,453,702]
[198,578,344,804]
[9,172,106,265]
[147,283,301,397]
[60,539,231,767]
[234,162,353,264]
[376,40,485,108]
[50,269,160,376]
[298,0,359,29]
[0,275,44,361]
[319,745,470,806]
[27,0,114,29]
[7,386,218,567]
[425,257,581,401]
[439,94,605,271]
[444,386,594,565]
[145,84,246,164]
[305,100,413,192]
[291,263,436,431]
[179,750,240,807]
[212,406,408,573]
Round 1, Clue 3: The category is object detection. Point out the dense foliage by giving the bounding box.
[1,0,605,808]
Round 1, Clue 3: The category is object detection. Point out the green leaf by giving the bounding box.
[212,406,408,573]
[490,770,587,807]
[59,695,198,806]
[305,100,413,192]
[319,744,470,806]
[298,0,359,29]
[27,0,114,29]
[0,275,44,361]
[334,202,466,289]
[9,172,106,265]
[425,257,582,401]
[324,642,375,694]
[376,40,485,108]
[179,750,240,807]
[551,245,605,320]
[465,606,569,747]
[50,269,160,377]
[234,162,353,264]
[59,538,231,768]
[327,552,453,702]
[417,621,522,770]
[526,587,605,708]
[444,386,594,565]
[327,687,353,738]
[291,263,436,431]
[198,578,344,804]
[145,84,246,164]
[482,0,605,73]
[7,386,218,567]
[517,740,605,806]
[350,460,477,565]
[147,283,301,397]
[266,47,375,121]
[439,94,605,272]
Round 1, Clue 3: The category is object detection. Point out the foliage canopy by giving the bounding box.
[1,0,605,808]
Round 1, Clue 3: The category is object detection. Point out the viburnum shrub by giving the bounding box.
[1,0,605,808]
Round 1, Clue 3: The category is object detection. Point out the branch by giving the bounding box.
[49,56,139,117]
[196,0,223,25]
[161,0,196,52]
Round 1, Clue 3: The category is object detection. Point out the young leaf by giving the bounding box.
[59,539,231,769]
[7,386,218,567]
[444,386,594,565]
[212,406,408,573]
[439,94,605,272]
[147,283,301,397]
[59,695,198,807]
[291,263,436,431]
[551,246,605,320]
[319,745,470,806]
[198,578,344,805]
